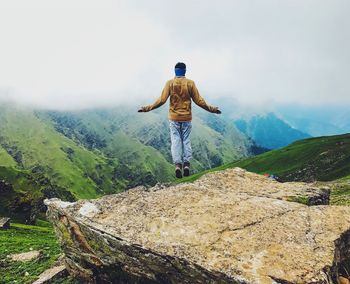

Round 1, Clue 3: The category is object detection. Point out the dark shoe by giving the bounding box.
[183,162,190,177]
[175,163,183,179]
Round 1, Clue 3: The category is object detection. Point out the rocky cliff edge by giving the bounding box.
[45,168,350,283]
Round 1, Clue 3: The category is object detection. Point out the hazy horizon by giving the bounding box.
[1,0,350,109]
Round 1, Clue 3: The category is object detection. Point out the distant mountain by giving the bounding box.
[0,104,256,222]
[276,104,350,136]
[234,112,311,149]
[210,99,350,138]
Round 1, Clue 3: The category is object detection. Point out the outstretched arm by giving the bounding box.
[138,81,171,112]
[190,82,221,114]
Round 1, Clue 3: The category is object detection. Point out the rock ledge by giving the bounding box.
[46,168,350,283]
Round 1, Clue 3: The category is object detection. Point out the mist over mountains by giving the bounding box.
[213,97,350,136]
[276,104,350,136]
[235,113,310,149]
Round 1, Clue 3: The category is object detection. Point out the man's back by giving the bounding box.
[168,77,194,121]
[142,76,218,122]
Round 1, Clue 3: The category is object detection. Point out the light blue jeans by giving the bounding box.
[169,120,192,164]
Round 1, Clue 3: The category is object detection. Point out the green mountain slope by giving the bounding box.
[41,106,253,172]
[0,104,255,221]
[0,145,17,167]
[38,108,177,187]
[0,166,75,223]
[0,105,121,199]
[183,133,350,183]
[0,105,122,221]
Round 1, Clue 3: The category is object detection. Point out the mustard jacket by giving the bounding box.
[142,76,218,121]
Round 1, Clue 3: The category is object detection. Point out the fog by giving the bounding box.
[0,0,349,110]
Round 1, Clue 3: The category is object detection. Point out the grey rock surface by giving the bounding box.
[32,265,67,284]
[8,250,42,262]
[0,217,10,229]
[46,168,350,283]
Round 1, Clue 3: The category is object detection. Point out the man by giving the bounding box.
[138,62,221,178]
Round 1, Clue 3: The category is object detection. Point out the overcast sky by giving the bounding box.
[0,0,349,109]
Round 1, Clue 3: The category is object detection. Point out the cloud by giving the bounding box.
[0,0,349,109]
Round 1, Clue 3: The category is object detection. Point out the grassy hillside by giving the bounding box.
[0,220,77,284]
[39,108,177,187]
[42,106,253,172]
[0,166,77,223]
[0,105,121,221]
[182,133,350,183]
[0,105,122,199]
[0,146,17,167]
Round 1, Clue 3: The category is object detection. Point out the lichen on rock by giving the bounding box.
[46,168,350,283]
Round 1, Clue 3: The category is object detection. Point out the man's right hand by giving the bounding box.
[138,107,145,112]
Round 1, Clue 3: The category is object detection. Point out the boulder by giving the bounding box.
[0,217,10,229]
[8,250,42,262]
[33,265,67,284]
[46,168,350,283]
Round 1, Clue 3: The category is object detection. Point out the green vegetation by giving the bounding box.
[0,220,77,284]
[287,195,310,205]
[38,107,179,188]
[181,133,350,183]
[0,106,121,200]
[0,147,17,167]
[330,183,350,205]
[42,106,252,173]
[0,166,46,223]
